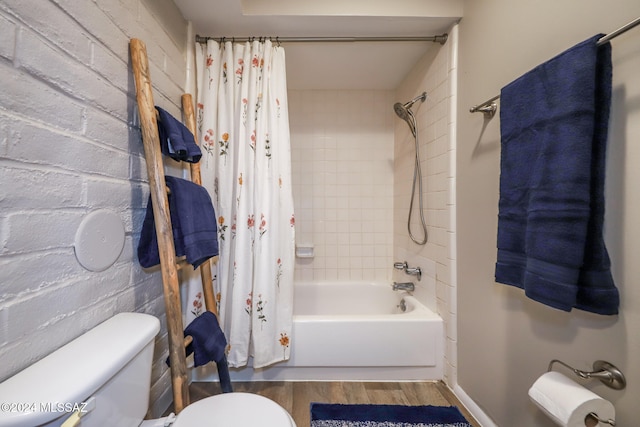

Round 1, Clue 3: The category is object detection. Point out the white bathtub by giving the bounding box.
[194,281,444,381]
[290,282,443,368]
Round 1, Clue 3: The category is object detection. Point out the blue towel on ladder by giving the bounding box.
[185,311,232,393]
[495,34,619,315]
[165,311,233,393]
[185,311,227,365]
[138,176,219,269]
[155,106,202,163]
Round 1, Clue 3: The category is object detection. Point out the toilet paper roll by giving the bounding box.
[528,371,615,427]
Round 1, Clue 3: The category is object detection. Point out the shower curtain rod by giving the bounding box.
[195,34,448,45]
[469,16,640,114]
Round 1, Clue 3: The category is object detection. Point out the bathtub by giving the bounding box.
[194,281,444,381]
[289,281,443,368]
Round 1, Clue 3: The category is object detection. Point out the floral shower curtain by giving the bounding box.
[191,39,295,368]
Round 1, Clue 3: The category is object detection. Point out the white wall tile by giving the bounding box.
[289,90,395,282]
[394,27,458,386]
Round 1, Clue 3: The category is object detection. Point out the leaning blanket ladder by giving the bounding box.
[130,38,218,413]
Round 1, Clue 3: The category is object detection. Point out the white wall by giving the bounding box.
[394,26,458,385]
[0,0,189,417]
[289,90,395,283]
[457,1,640,425]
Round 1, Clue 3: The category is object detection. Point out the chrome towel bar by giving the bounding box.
[470,16,640,116]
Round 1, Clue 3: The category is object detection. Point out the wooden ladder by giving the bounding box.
[130,38,218,413]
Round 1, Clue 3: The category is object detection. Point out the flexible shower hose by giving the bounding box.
[406,109,428,245]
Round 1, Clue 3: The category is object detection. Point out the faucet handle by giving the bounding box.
[405,266,422,281]
[393,261,408,270]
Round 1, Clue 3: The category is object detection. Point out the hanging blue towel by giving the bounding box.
[165,311,233,393]
[185,311,233,393]
[155,106,202,163]
[184,311,227,366]
[495,34,619,315]
[138,176,218,269]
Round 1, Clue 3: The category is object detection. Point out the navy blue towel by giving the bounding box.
[185,311,233,393]
[185,311,227,366]
[165,311,233,393]
[138,176,218,269]
[495,34,619,315]
[155,106,202,163]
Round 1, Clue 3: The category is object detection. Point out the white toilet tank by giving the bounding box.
[0,313,160,427]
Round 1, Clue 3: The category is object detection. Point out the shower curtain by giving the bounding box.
[191,39,295,368]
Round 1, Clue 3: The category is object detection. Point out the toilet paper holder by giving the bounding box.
[548,359,626,390]
[548,359,625,426]
[584,412,615,427]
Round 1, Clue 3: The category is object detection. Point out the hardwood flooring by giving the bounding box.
[169,381,481,426]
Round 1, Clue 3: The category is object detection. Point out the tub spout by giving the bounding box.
[392,282,415,292]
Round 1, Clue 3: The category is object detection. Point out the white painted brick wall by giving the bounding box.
[0,0,188,418]
[0,13,16,60]
[2,62,86,132]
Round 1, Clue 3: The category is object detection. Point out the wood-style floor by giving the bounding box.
[169,381,481,426]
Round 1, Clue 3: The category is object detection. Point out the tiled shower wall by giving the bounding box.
[288,90,396,283]
[287,26,458,386]
[394,27,458,386]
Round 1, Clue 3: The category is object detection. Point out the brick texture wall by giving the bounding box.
[0,0,188,417]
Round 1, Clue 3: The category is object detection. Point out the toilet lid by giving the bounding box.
[172,392,295,427]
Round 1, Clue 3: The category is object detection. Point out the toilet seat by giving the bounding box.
[172,392,296,427]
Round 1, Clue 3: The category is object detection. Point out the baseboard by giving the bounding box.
[453,384,498,427]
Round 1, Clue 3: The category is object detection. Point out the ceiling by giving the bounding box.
[173,0,462,90]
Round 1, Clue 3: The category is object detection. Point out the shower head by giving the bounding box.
[394,92,427,135]
[393,102,412,122]
[394,92,427,121]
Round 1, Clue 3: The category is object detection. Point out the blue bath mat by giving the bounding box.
[310,403,473,427]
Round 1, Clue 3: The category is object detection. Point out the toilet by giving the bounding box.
[0,313,296,427]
